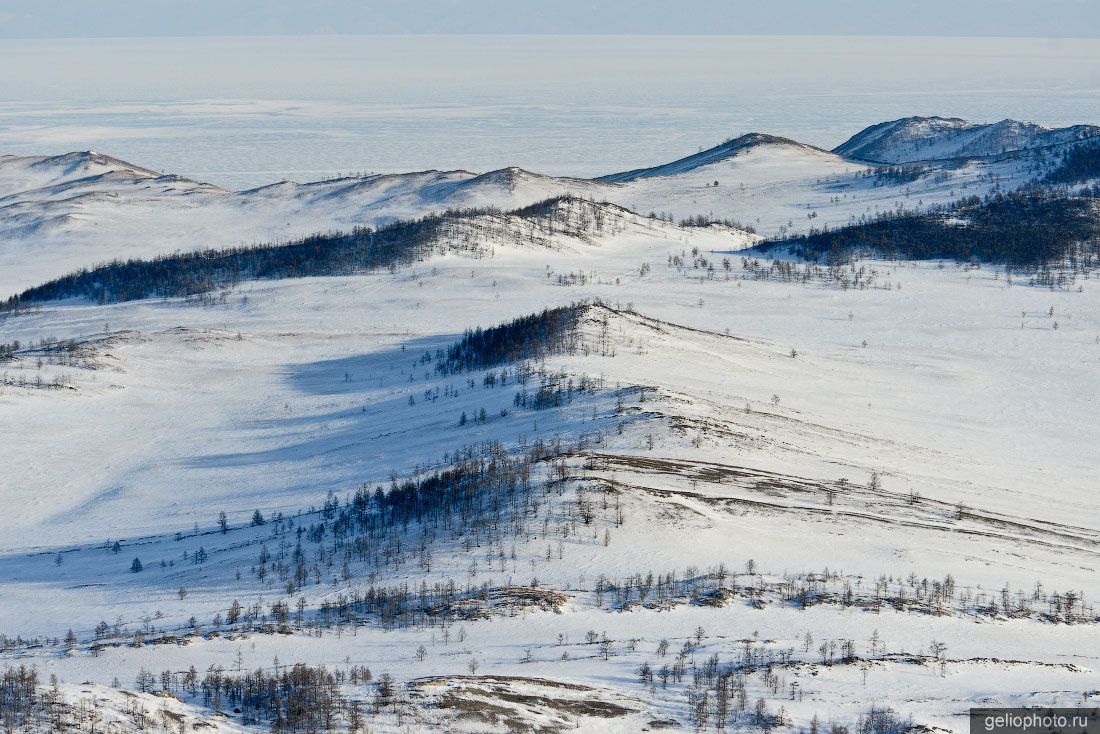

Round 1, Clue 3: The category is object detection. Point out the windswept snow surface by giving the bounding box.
[2,125,1099,732]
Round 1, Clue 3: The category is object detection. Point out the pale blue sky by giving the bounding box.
[0,0,1096,38]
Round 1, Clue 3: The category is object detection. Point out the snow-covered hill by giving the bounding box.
[0,153,621,295]
[2,120,1099,733]
[599,133,834,182]
[7,116,1074,295]
[0,151,166,196]
[834,116,1100,163]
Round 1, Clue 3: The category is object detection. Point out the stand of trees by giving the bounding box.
[436,304,585,375]
[762,189,1100,270]
[0,666,41,732]
[1043,141,1100,186]
[509,196,629,237]
[202,663,347,731]
[2,215,444,311]
[678,214,757,233]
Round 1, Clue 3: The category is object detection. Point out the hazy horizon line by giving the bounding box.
[5,31,1099,40]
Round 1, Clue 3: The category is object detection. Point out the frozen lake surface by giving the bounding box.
[2,35,1100,189]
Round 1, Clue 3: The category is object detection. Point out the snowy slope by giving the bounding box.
[834,116,1100,163]
[2,193,1098,731]
[0,151,166,196]
[2,124,1099,733]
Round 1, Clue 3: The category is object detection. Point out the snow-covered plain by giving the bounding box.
[1,121,1099,733]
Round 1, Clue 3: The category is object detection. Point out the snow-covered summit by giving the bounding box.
[600,132,833,182]
[834,116,1100,163]
[0,150,185,199]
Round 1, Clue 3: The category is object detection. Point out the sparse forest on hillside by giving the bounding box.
[1,197,629,313]
[762,189,1100,272]
[1042,141,1100,186]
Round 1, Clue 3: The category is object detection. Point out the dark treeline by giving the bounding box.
[1043,142,1100,187]
[342,445,535,543]
[762,189,1100,269]
[0,196,613,312]
[436,304,585,375]
[2,216,442,311]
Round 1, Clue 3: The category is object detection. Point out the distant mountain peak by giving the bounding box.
[30,150,159,175]
[599,132,829,183]
[467,166,598,189]
[834,116,1100,164]
[468,166,540,185]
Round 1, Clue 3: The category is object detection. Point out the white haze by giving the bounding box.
[1,35,1099,189]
